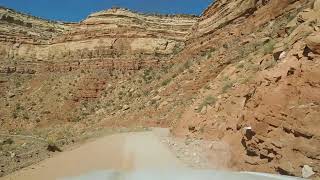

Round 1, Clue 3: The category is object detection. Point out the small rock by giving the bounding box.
[208,143,214,149]
[200,106,207,114]
[188,125,196,131]
[287,67,296,76]
[279,51,287,60]
[160,101,168,106]
[123,105,130,110]
[47,144,62,152]
[95,109,105,114]
[268,153,275,158]
[243,127,256,140]
[152,95,161,101]
[8,92,15,98]
[167,98,174,102]
[302,165,315,178]
[243,126,252,133]
[9,152,15,158]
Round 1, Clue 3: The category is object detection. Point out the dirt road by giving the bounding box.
[2,130,183,180]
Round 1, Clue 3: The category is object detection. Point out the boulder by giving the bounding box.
[306,33,320,54]
[302,165,315,178]
[297,9,319,22]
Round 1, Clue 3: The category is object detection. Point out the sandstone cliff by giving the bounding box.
[0,8,197,74]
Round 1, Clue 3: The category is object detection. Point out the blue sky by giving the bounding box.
[0,0,213,22]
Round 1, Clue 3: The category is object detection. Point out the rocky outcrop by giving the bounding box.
[167,0,320,178]
[0,7,197,73]
[306,33,320,54]
[190,0,256,38]
[0,6,67,44]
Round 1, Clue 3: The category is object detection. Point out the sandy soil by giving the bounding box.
[1,130,183,180]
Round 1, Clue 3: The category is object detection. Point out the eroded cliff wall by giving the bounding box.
[0,8,197,74]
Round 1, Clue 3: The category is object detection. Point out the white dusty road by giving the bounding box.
[1,129,301,180]
[2,130,183,180]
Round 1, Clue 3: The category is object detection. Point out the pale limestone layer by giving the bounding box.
[0,7,197,72]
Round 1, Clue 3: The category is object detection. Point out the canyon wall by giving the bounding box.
[0,7,197,74]
[0,0,320,178]
[172,0,320,177]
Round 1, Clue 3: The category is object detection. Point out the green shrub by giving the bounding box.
[142,68,155,84]
[237,63,244,69]
[12,111,18,119]
[200,48,216,59]
[222,81,234,93]
[150,99,157,105]
[263,40,276,55]
[183,60,192,69]
[203,96,216,105]
[161,78,172,86]
[197,95,217,113]
[22,113,29,120]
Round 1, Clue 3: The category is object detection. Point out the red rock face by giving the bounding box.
[238,49,320,176]
[169,0,320,177]
[0,7,196,102]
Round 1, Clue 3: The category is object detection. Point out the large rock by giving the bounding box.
[306,33,320,54]
[302,165,315,178]
[297,9,320,22]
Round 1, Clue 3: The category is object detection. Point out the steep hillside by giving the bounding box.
[171,0,319,177]
[104,0,320,177]
[0,7,197,118]
[0,7,197,176]
[0,0,320,179]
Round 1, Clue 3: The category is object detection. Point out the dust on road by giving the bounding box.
[2,130,183,180]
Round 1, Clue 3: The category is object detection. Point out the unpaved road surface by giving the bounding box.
[1,130,183,180]
[1,129,300,180]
